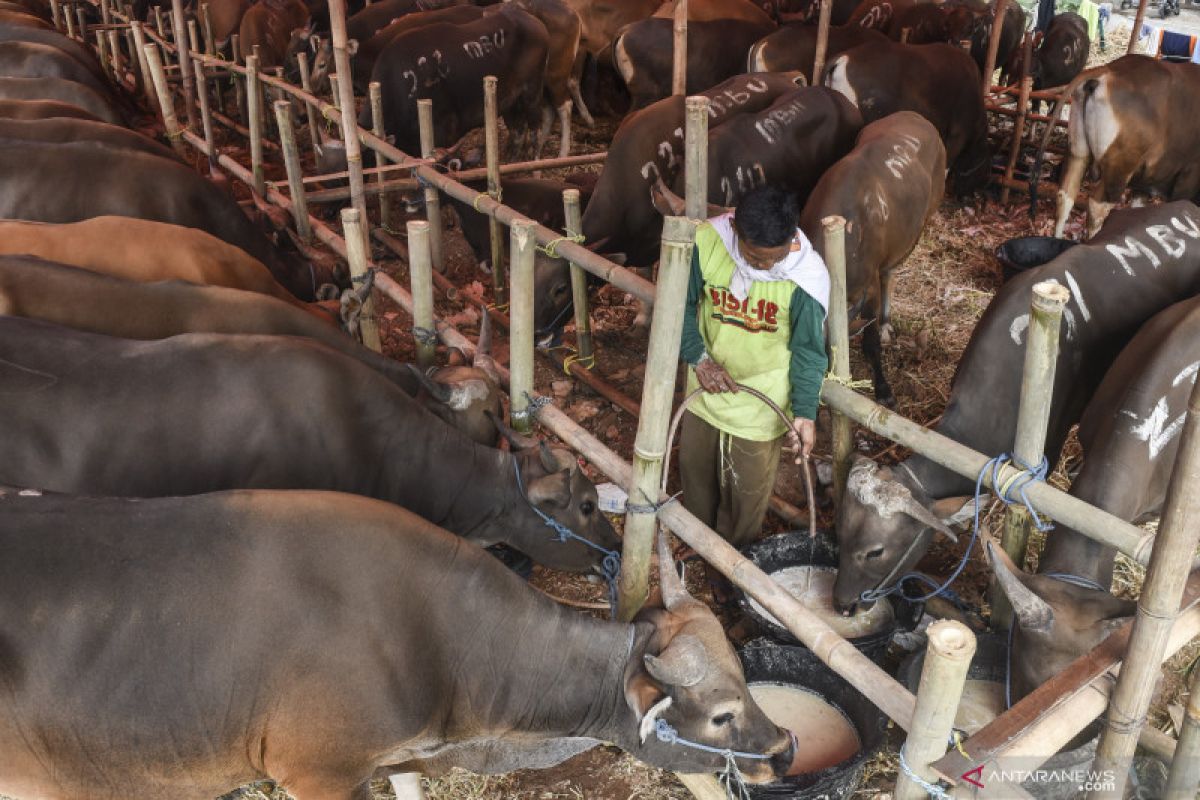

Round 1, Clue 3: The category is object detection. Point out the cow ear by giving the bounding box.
[625,673,669,743]
[525,468,572,509]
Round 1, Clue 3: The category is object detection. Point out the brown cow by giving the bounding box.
[1052,55,1200,239]
[0,217,322,318]
[509,0,586,155]
[747,23,886,83]
[798,111,945,404]
[0,97,100,120]
[653,0,775,25]
[563,0,658,59]
[238,0,310,68]
[205,0,251,47]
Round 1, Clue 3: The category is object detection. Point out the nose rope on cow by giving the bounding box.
[1003,571,1105,710]
[859,453,1053,606]
[511,455,622,611]
[651,718,773,800]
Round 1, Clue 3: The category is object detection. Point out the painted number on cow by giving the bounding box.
[1122,361,1200,460]
[1105,213,1200,276]
[884,135,922,179]
[639,127,684,183]
[720,163,767,205]
[858,2,892,29]
[755,98,806,145]
[707,78,770,118]
[402,49,451,97]
[463,30,506,59]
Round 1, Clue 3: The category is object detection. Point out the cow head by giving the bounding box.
[620,532,797,780]
[407,311,503,446]
[494,421,621,573]
[987,541,1134,704]
[834,457,973,614]
[307,34,355,96]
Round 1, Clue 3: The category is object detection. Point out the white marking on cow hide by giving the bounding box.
[825,56,857,108]
[868,183,889,224]
[847,459,912,518]
[639,696,673,744]
[884,134,921,179]
[1147,224,1187,259]
[1010,313,1029,345]
[708,78,770,118]
[614,35,634,87]
[445,379,492,411]
[748,40,767,72]
[1129,397,1186,461]
[755,97,807,145]
[1106,234,1161,276]
[1082,73,1119,161]
[1173,361,1200,388]
[1063,270,1090,322]
[1173,213,1200,239]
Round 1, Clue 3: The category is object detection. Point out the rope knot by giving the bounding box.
[536,233,585,258]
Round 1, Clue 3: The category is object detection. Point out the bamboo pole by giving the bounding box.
[153,6,164,42]
[131,21,155,104]
[64,2,76,38]
[684,95,708,221]
[341,209,382,353]
[671,0,687,95]
[417,98,445,273]
[230,34,244,116]
[408,220,437,369]
[895,620,975,800]
[812,0,833,83]
[275,100,312,241]
[509,218,537,432]
[1165,667,1200,798]
[95,29,110,80]
[99,0,110,24]
[144,42,189,157]
[246,54,265,195]
[823,216,853,507]
[1089,377,1200,798]
[1129,0,1149,54]
[187,17,199,54]
[981,0,1008,94]
[563,188,594,365]
[484,75,506,307]
[296,51,320,152]
[76,5,88,40]
[194,58,216,162]
[330,0,370,258]
[990,281,1069,629]
[618,215,696,621]
[1139,725,1177,764]
[107,29,122,78]
[201,2,214,54]
[50,0,61,30]
[369,83,394,235]
[329,72,340,110]
[999,75,1032,206]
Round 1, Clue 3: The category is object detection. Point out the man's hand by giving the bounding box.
[694,357,739,394]
[788,417,816,464]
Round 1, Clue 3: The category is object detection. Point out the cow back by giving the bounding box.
[747,23,886,82]
[0,76,121,123]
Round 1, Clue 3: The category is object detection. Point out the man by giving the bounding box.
[679,186,829,552]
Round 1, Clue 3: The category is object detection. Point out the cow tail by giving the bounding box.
[1027,83,1074,219]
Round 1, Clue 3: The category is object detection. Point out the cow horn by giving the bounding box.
[486,410,540,451]
[473,307,502,385]
[406,364,452,404]
[538,441,575,473]
[656,529,693,610]
[901,496,959,543]
[986,541,1054,634]
[644,634,709,688]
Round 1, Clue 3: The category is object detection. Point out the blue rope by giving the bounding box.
[860,453,1053,606]
[654,719,769,800]
[898,747,954,798]
[512,458,622,611]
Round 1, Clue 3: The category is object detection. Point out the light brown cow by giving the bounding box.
[509,0,588,154]
[206,0,251,47]
[653,0,775,24]
[238,0,310,68]
[563,0,659,58]
[0,217,332,322]
[1053,55,1200,238]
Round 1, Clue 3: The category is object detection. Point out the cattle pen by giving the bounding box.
[46,0,1200,796]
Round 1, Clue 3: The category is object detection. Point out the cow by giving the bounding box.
[363,5,548,159]
[0,40,113,99]
[205,0,251,47]
[992,294,1200,719]
[1000,11,1088,96]
[845,0,918,32]
[824,40,990,194]
[0,21,106,80]
[0,96,100,119]
[344,0,470,43]
[747,23,887,83]
[0,141,320,300]
[0,75,121,123]
[833,202,1200,613]
[653,0,776,25]
[561,0,658,62]
[614,17,776,110]
[799,111,945,405]
[0,316,620,572]
[0,490,797,799]
[0,8,51,28]
[512,0,588,155]
[0,116,180,160]
[237,0,311,69]
[885,3,975,43]
[407,310,504,446]
[957,0,1025,79]
[1050,56,1200,240]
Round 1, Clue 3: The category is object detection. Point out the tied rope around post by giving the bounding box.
[859,452,1053,605]
[821,346,874,398]
[898,746,954,799]
[411,325,438,346]
[652,719,771,800]
[536,233,585,258]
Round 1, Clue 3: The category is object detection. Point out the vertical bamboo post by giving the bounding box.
[95,30,110,80]
[812,0,833,82]
[894,621,976,800]
[1129,0,1150,53]
[684,95,709,221]
[231,34,245,118]
[99,0,110,25]
[368,82,394,234]
[509,218,538,432]
[329,72,340,110]
[75,5,88,40]
[408,220,437,369]
[989,281,1069,629]
[153,6,165,40]
[1164,667,1200,799]
[823,215,853,506]
[617,215,697,621]
[107,29,122,78]
[484,75,506,307]
[999,75,1032,206]
[417,98,445,272]
[64,3,76,38]
[342,209,382,353]
[671,0,687,96]
[275,100,312,241]
[246,54,265,195]
[187,18,199,54]
[131,21,155,105]
[195,58,217,163]
[143,43,188,157]
[50,0,61,30]
[329,0,370,255]
[201,2,215,54]
[900,26,910,43]
[296,51,321,151]
[981,0,1008,94]
[1088,376,1200,799]
[563,188,594,364]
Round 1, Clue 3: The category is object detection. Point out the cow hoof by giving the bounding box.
[880,323,895,345]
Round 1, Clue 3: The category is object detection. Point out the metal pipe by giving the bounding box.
[484,75,506,307]
[990,281,1069,629]
[618,215,696,621]
[1089,376,1200,798]
[408,220,436,369]
[563,188,593,364]
[894,621,976,800]
[823,216,853,507]
[275,100,312,241]
[508,218,537,431]
[417,98,445,273]
[342,209,382,353]
[684,95,708,221]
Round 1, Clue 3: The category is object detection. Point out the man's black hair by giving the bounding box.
[733,186,799,248]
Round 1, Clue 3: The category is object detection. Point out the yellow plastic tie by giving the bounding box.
[536,233,585,258]
[563,351,595,374]
[472,192,490,212]
[952,730,970,760]
[486,301,510,313]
